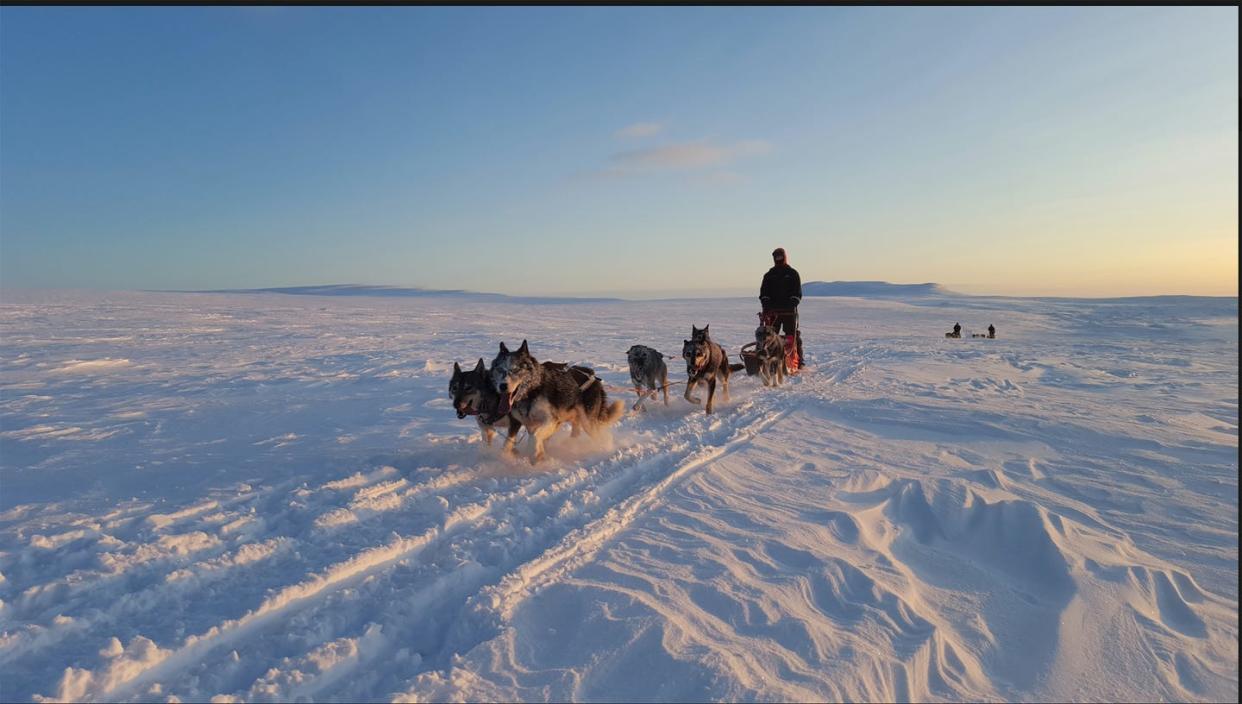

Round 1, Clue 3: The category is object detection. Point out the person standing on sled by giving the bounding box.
[760,247,803,366]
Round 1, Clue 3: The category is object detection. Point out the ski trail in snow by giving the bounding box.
[88,477,560,700]
[258,397,795,701]
[66,393,792,702]
[482,406,791,619]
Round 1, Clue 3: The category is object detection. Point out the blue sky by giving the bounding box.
[1,7,1236,296]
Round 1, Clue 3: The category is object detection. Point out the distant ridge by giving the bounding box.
[194,284,620,304]
[801,281,956,297]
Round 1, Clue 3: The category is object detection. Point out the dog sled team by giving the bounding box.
[945,322,996,339]
[449,248,806,464]
[451,322,783,463]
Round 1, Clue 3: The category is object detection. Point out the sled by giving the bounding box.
[741,310,800,375]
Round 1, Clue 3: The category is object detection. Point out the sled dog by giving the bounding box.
[450,358,520,447]
[682,325,745,415]
[626,345,669,411]
[490,340,624,463]
[753,324,788,387]
[450,358,597,447]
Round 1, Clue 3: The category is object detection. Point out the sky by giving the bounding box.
[1,6,1237,298]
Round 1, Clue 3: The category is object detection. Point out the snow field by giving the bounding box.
[0,290,1236,701]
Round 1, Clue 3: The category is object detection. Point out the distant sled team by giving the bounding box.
[945,322,996,339]
[450,323,788,463]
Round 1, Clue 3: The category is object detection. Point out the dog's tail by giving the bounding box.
[729,363,745,373]
[598,398,625,426]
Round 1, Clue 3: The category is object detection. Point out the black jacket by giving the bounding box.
[760,264,802,311]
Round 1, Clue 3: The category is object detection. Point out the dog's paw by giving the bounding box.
[686,395,702,404]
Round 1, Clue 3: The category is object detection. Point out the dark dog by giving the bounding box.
[450,358,595,447]
[753,325,787,387]
[490,340,624,463]
[450,358,520,447]
[626,345,669,411]
[682,325,744,415]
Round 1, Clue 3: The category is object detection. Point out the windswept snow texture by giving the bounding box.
[1,290,1237,702]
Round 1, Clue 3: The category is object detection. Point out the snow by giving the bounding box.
[0,289,1236,702]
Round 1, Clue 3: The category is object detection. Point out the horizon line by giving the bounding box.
[1,283,1237,303]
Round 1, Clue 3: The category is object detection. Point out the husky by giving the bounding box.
[753,325,787,387]
[450,358,597,446]
[490,340,624,464]
[626,345,669,411]
[682,325,745,415]
[450,358,521,447]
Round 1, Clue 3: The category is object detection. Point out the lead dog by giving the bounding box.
[626,344,669,411]
[450,358,596,446]
[682,325,744,415]
[450,358,520,447]
[490,340,624,463]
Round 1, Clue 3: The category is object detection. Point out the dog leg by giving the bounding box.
[500,416,521,456]
[580,413,602,441]
[530,422,558,465]
[721,369,730,403]
[662,371,669,406]
[633,385,645,412]
[478,418,495,446]
[684,379,701,405]
[704,377,717,414]
[643,387,658,408]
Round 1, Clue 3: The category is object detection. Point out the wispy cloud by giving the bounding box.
[615,122,664,139]
[605,139,770,174]
[697,170,746,186]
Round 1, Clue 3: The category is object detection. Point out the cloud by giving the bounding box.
[615,122,664,139]
[698,170,745,186]
[608,139,771,172]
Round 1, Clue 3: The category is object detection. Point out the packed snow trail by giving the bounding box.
[0,290,1236,701]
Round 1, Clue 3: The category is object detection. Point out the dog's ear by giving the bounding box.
[702,324,709,335]
[453,361,461,374]
[474,358,485,372]
[499,341,508,354]
[518,340,529,355]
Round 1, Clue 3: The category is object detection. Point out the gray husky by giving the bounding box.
[682,325,745,415]
[450,358,596,446]
[626,345,669,411]
[753,325,788,387]
[490,340,624,463]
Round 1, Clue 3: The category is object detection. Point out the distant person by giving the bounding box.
[950,322,961,338]
[988,324,996,339]
[760,247,803,364]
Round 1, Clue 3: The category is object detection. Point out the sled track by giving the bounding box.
[481,405,790,620]
[42,389,794,702]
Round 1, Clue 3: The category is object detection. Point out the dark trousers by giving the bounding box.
[769,310,804,362]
